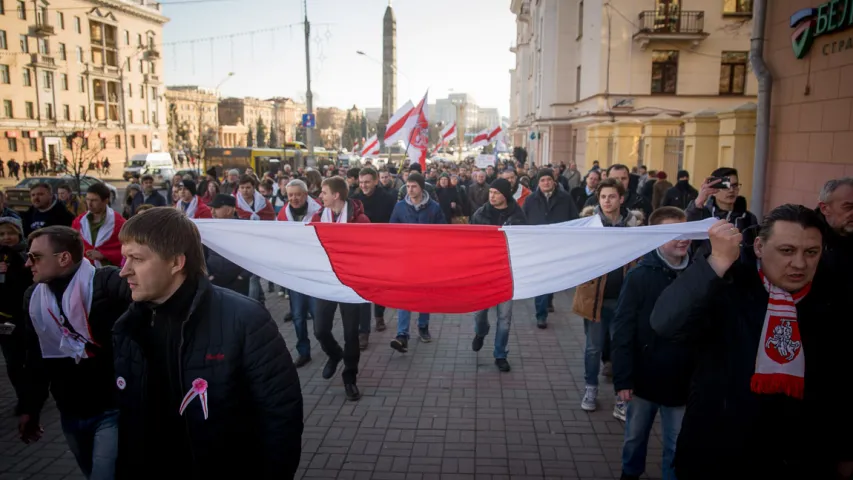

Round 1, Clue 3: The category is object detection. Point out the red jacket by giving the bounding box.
[71,210,126,266]
[175,197,213,219]
[310,199,371,224]
[236,197,276,221]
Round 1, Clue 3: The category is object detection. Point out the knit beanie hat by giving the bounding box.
[538,168,556,181]
[179,179,197,196]
[490,178,513,203]
[0,216,24,239]
[409,163,423,173]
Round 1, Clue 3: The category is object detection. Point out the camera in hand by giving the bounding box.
[709,176,731,189]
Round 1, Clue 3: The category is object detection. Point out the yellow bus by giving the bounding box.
[204,146,336,175]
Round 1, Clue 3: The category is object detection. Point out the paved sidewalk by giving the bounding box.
[0,290,667,479]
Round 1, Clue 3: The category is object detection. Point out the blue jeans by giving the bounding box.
[583,299,617,386]
[397,311,430,338]
[248,275,265,303]
[289,290,315,358]
[60,409,119,480]
[474,300,513,359]
[534,293,553,321]
[621,395,684,480]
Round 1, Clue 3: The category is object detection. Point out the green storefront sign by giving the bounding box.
[790,0,853,58]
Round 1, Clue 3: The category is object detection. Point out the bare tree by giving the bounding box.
[62,122,105,198]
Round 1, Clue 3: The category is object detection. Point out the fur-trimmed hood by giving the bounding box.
[581,205,644,227]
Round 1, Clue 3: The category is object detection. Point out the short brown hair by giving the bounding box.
[32,182,53,194]
[135,204,155,213]
[649,206,687,226]
[28,226,84,263]
[119,207,206,276]
[238,174,257,187]
[321,176,349,202]
[359,167,378,180]
[596,178,625,199]
[141,174,154,182]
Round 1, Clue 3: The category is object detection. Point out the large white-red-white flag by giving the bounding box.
[470,128,491,148]
[383,101,415,144]
[439,122,457,145]
[405,91,430,171]
[486,125,502,142]
[360,135,379,157]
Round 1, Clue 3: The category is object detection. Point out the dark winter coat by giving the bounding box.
[435,186,462,224]
[522,187,579,225]
[611,251,694,407]
[130,189,167,215]
[21,200,75,237]
[662,180,699,210]
[389,193,446,225]
[0,241,31,324]
[113,276,303,479]
[468,182,490,212]
[570,186,593,212]
[20,266,132,420]
[685,196,758,258]
[649,252,852,479]
[816,209,853,287]
[470,199,527,226]
[206,249,250,297]
[352,188,397,224]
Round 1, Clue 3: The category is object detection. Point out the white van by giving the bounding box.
[123,152,174,180]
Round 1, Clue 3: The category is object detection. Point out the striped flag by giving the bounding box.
[360,135,379,157]
[439,122,457,145]
[470,128,491,148]
[383,101,415,144]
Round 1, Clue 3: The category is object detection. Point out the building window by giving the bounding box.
[63,104,69,119]
[0,30,6,50]
[45,103,53,119]
[651,50,678,94]
[74,16,81,34]
[58,42,66,59]
[16,0,24,20]
[29,137,37,151]
[22,68,31,86]
[723,0,752,15]
[0,65,8,84]
[142,135,147,148]
[37,37,47,54]
[42,71,51,89]
[115,134,121,148]
[76,46,83,62]
[19,34,28,53]
[8,138,17,152]
[60,72,67,90]
[2,100,11,118]
[124,30,129,45]
[719,51,748,95]
[57,11,64,29]
[78,75,84,92]
[576,65,582,101]
[0,0,4,15]
[79,105,86,120]
[130,135,135,148]
[99,137,106,149]
[137,33,142,46]
[138,59,143,73]
[141,110,146,123]
[128,110,133,123]
[578,0,583,38]
[127,83,132,97]
[126,60,130,72]
[25,101,33,118]
[140,85,144,98]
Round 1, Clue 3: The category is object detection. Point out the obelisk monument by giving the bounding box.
[379,0,397,150]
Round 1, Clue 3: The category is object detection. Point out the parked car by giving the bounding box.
[4,176,118,212]
[148,167,177,190]
[122,152,174,180]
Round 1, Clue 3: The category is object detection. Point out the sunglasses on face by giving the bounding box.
[27,252,63,263]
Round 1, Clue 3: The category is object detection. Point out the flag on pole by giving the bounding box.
[470,128,491,148]
[486,125,503,142]
[383,101,415,144]
[360,135,380,157]
[439,122,457,145]
[405,91,430,171]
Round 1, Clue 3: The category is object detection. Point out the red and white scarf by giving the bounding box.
[177,196,199,218]
[78,208,116,268]
[751,269,811,400]
[320,202,348,223]
[28,260,96,362]
[283,197,321,223]
[236,190,267,221]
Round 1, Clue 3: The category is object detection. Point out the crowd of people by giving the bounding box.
[0,153,850,479]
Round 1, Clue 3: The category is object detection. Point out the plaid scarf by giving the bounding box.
[750,268,811,400]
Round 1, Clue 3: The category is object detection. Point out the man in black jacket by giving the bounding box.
[650,206,853,479]
[207,195,250,296]
[585,165,651,223]
[816,177,853,286]
[21,183,75,236]
[18,226,132,479]
[114,207,303,479]
[470,178,526,372]
[612,207,693,480]
[0,217,32,414]
[661,170,698,210]
[522,168,579,328]
[352,167,397,346]
[686,167,758,258]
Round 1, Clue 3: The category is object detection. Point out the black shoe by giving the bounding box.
[472,335,485,352]
[390,336,408,353]
[294,355,311,368]
[284,312,293,323]
[547,306,555,313]
[620,473,640,480]
[536,317,547,329]
[322,357,341,379]
[495,358,511,372]
[345,383,361,401]
[418,327,432,343]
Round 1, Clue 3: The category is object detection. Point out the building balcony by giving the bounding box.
[633,10,709,50]
[89,64,120,78]
[144,73,161,84]
[29,53,58,70]
[29,23,56,37]
[145,48,160,60]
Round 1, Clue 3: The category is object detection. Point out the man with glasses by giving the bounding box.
[686,167,757,258]
[17,226,131,479]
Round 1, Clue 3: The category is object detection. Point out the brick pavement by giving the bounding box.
[0,289,666,480]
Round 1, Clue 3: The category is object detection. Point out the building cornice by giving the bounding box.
[90,0,169,25]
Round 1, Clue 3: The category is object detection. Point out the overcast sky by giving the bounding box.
[162,0,516,115]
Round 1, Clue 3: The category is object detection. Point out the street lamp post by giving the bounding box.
[451,98,466,163]
[303,0,316,167]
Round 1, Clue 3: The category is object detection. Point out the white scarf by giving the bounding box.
[320,202,348,223]
[78,208,116,268]
[177,196,199,218]
[28,260,96,362]
[236,190,267,220]
[283,197,322,224]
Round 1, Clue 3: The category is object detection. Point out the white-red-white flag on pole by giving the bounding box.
[360,135,380,157]
[405,91,430,171]
[486,125,503,142]
[383,100,415,144]
[439,122,457,145]
[470,128,491,148]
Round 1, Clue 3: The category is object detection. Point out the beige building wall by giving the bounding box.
[0,0,168,174]
[165,86,218,153]
[509,0,757,171]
